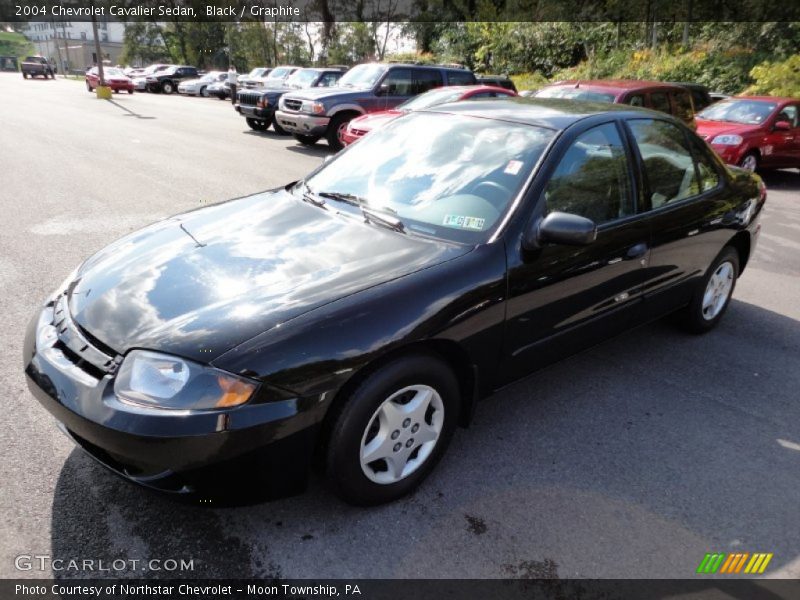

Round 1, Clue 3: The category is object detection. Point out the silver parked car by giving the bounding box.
[178,71,227,97]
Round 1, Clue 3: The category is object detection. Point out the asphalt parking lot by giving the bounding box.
[1,72,799,580]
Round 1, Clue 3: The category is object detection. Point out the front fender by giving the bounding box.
[212,244,508,400]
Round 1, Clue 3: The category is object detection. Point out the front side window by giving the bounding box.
[627,94,645,107]
[381,69,414,97]
[301,112,554,242]
[672,91,694,123]
[628,119,700,209]
[542,123,633,224]
[776,105,798,127]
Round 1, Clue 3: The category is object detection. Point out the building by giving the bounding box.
[22,21,126,73]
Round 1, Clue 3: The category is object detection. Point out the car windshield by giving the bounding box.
[338,64,386,89]
[535,87,616,102]
[698,99,777,124]
[104,68,124,77]
[398,88,466,111]
[285,69,319,89]
[300,112,554,243]
[248,68,267,78]
[200,72,218,82]
[267,67,292,80]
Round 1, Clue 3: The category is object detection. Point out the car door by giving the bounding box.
[501,120,650,383]
[623,117,731,318]
[375,68,415,110]
[769,103,799,167]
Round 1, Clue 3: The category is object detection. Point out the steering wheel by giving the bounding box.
[472,181,512,210]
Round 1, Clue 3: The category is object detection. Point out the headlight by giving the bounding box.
[302,101,325,115]
[711,134,743,146]
[114,350,257,410]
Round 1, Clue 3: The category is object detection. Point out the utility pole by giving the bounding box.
[91,10,105,86]
[50,18,64,76]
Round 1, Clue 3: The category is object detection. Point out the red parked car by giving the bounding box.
[534,80,696,129]
[341,85,517,146]
[696,96,800,171]
[85,67,134,94]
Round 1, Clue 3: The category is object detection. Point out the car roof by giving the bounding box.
[545,79,685,92]
[365,62,471,72]
[427,97,664,131]
[729,95,797,104]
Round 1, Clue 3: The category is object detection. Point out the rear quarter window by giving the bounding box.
[446,70,477,86]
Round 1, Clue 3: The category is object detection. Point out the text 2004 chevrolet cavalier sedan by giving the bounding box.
[24,99,765,505]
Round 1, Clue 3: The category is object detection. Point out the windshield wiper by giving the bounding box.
[317,191,406,233]
[296,183,327,209]
[361,207,406,233]
[317,191,367,206]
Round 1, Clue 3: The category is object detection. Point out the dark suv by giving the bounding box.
[236,67,346,134]
[146,66,199,94]
[275,63,477,150]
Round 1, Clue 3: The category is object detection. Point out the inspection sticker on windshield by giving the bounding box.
[443,214,485,230]
[504,160,524,175]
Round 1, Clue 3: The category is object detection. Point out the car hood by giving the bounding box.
[180,78,204,86]
[696,119,761,140]
[283,86,372,102]
[351,110,404,130]
[67,189,469,363]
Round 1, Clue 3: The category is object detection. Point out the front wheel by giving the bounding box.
[246,118,268,131]
[161,81,174,94]
[272,116,289,135]
[22,72,28,79]
[324,353,460,505]
[86,81,92,92]
[294,133,321,146]
[677,246,740,334]
[739,152,759,172]
[326,113,354,151]
[200,86,208,98]
[128,89,134,94]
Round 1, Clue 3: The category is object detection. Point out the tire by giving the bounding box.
[161,81,174,94]
[22,72,28,79]
[86,81,92,92]
[272,115,290,135]
[128,89,134,94]
[294,133,321,146]
[246,118,268,131]
[326,113,355,151]
[200,86,208,98]
[739,152,758,172]
[677,246,740,334]
[324,353,460,505]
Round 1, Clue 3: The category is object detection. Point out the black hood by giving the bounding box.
[68,190,469,362]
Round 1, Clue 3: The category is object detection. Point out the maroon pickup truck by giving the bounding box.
[21,56,55,79]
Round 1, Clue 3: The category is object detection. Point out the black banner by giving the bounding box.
[4,579,800,600]
[2,0,800,22]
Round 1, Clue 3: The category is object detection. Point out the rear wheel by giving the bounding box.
[677,246,739,334]
[161,81,174,95]
[324,353,460,505]
[326,113,355,151]
[294,133,321,146]
[128,89,134,94]
[246,118,268,131]
[22,72,28,79]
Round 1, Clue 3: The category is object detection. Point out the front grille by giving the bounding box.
[237,92,262,106]
[283,98,302,112]
[52,294,119,377]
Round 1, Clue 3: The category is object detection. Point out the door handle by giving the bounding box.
[626,242,648,259]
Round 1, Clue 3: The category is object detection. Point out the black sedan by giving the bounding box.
[24,99,765,505]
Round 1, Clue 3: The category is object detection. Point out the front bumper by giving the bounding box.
[236,104,275,121]
[275,110,330,136]
[710,143,748,166]
[23,301,321,497]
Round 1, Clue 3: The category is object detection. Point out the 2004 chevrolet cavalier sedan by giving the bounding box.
[24,99,765,505]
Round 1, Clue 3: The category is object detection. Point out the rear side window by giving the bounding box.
[672,90,694,123]
[628,119,700,209]
[649,92,671,115]
[413,69,443,94]
[446,70,477,86]
[542,123,633,224]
